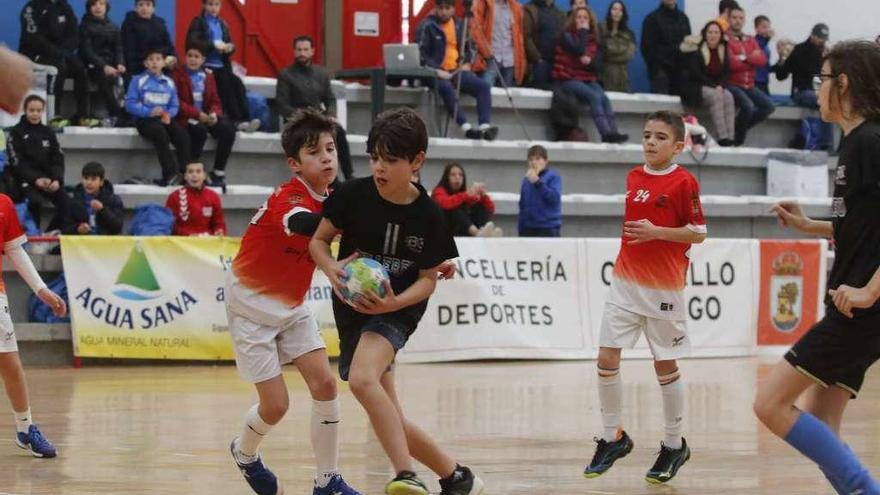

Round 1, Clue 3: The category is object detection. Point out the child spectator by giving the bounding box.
[6,95,68,230]
[600,1,636,93]
[80,0,126,126]
[726,6,774,145]
[126,48,191,186]
[121,0,176,78]
[754,15,774,95]
[432,162,501,237]
[186,0,258,133]
[469,0,527,88]
[63,161,124,235]
[165,162,226,236]
[680,21,736,146]
[19,0,93,127]
[519,144,562,237]
[172,42,237,190]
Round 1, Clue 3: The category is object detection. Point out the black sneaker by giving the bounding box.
[209,171,227,193]
[480,126,499,141]
[464,128,483,140]
[439,465,484,495]
[584,430,634,478]
[645,438,690,484]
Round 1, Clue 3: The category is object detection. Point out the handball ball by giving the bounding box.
[341,258,390,304]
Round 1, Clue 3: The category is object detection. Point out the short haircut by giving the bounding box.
[366,108,428,162]
[718,0,739,14]
[281,109,337,160]
[185,161,205,171]
[143,46,165,60]
[23,94,45,111]
[436,0,455,6]
[754,15,770,27]
[527,145,548,160]
[135,0,154,5]
[87,0,110,13]
[294,35,314,47]
[730,5,745,14]
[646,111,686,141]
[185,39,209,56]
[82,161,106,179]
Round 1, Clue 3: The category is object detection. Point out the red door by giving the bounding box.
[342,0,403,69]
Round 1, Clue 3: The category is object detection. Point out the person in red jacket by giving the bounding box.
[171,41,237,190]
[432,162,501,237]
[725,5,774,145]
[166,161,226,236]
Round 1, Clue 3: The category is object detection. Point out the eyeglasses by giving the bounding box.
[813,73,837,91]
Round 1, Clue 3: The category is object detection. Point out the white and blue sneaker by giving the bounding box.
[15,424,57,458]
[313,473,363,495]
[230,439,281,495]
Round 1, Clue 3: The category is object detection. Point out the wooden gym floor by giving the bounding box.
[1,357,878,494]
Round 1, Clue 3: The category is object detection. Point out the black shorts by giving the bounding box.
[335,310,418,382]
[784,309,880,398]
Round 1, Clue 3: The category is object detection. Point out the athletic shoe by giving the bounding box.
[230,439,281,495]
[385,470,429,495]
[645,438,690,484]
[439,465,484,495]
[476,221,497,237]
[78,117,102,128]
[584,429,634,478]
[237,118,262,133]
[209,171,227,193]
[464,129,483,140]
[49,117,69,132]
[480,126,499,141]
[167,173,184,186]
[314,473,362,495]
[15,424,57,458]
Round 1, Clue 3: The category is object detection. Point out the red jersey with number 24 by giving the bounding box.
[608,164,706,320]
[0,194,25,294]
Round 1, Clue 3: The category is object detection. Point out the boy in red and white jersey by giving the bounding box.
[225,110,361,495]
[584,111,706,485]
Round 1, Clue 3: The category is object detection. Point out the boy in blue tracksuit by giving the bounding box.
[519,144,562,237]
[754,15,774,95]
[125,48,191,186]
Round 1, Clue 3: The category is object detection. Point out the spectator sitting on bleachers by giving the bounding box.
[726,6,774,146]
[276,36,354,180]
[79,0,126,127]
[125,47,191,187]
[6,95,68,230]
[553,8,628,143]
[523,0,566,90]
[600,1,636,93]
[753,15,774,95]
[171,41,237,190]
[186,0,259,133]
[775,23,833,150]
[165,161,226,237]
[121,0,176,79]
[680,21,736,147]
[432,162,501,237]
[469,0,526,88]
[62,161,123,235]
[19,0,94,127]
[519,145,562,238]
[640,0,691,96]
[416,0,499,141]
[715,0,739,33]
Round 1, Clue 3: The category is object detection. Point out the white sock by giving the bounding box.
[597,367,622,442]
[659,370,684,450]
[212,170,225,176]
[311,398,341,487]
[14,409,32,434]
[479,123,492,131]
[461,122,473,132]
[238,404,273,459]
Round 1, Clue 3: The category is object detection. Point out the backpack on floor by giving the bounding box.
[247,91,271,132]
[128,203,174,236]
[29,273,71,323]
[550,88,587,141]
[790,117,829,151]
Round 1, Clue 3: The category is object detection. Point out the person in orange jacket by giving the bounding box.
[165,161,226,236]
[469,0,527,87]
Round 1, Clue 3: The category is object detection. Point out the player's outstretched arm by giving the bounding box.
[771,201,833,238]
[7,242,66,317]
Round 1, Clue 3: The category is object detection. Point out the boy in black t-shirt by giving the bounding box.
[311,108,484,495]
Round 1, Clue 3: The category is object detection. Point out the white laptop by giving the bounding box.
[383,44,422,70]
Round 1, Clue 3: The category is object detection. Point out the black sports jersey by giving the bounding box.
[827,120,880,316]
[323,177,459,324]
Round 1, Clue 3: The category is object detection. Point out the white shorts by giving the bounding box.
[0,295,16,353]
[225,274,325,383]
[599,302,691,360]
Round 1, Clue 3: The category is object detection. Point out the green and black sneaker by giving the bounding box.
[385,470,429,495]
[584,429,634,478]
[645,438,691,484]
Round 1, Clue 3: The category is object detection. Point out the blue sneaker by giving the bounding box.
[230,439,281,495]
[15,424,56,458]
[314,473,363,495]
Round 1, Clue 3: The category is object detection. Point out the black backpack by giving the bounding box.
[550,88,586,141]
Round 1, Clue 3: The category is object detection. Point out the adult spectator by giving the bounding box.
[19,0,92,127]
[681,21,736,146]
[641,0,691,95]
[165,162,226,236]
[470,0,526,88]
[754,15,774,95]
[775,23,833,149]
[6,95,68,230]
[553,8,628,143]
[79,0,126,126]
[186,0,259,133]
[726,6,774,146]
[432,162,501,237]
[172,42,237,189]
[415,0,499,140]
[63,161,124,235]
[715,0,739,32]
[519,145,561,237]
[523,0,566,89]
[600,1,636,93]
[121,0,176,79]
[276,36,354,179]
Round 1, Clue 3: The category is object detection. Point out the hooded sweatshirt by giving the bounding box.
[121,10,175,75]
